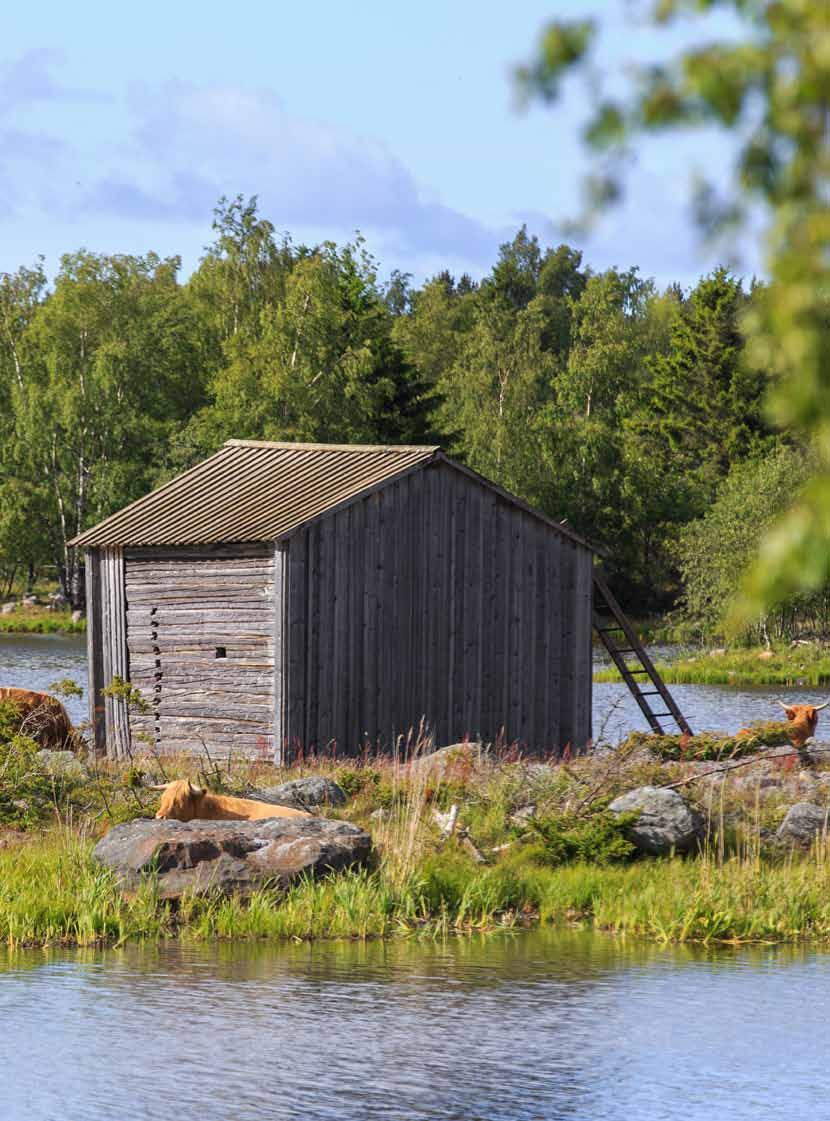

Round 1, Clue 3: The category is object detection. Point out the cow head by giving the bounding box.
[776,701,829,747]
[153,779,206,820]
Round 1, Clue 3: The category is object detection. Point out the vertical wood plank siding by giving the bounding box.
[122,543,276,759]
[284,462,591,756]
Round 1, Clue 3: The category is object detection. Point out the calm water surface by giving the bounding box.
[3,930,829,1121]
[2,632,830,743]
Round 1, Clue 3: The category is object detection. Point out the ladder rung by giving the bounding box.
[597,625,624,633]
[638,690,661,697]
[650,712,673,718]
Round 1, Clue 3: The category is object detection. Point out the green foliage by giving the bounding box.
[0,194,804,617]
[522,808,638,865]
[619,723,790,763]
[0,705,84,827]
[676,446,820,640]
[101,674,149,715]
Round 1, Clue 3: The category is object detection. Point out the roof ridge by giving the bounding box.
[224,439,441,454]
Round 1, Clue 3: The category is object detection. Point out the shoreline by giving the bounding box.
[0,610,85,635]
[3,736,830,952]
[595,643,830,688]
[4,834,830,950]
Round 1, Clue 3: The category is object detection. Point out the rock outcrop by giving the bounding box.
[252,776,347,809]
[93,816,371,899]
[609,786,703,855]
[776,802,830,845]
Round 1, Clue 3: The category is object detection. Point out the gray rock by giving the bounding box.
[93,816,372,900]
[405,742,484,778]
[1,602,15,615]
[71,610,83,624]
[369,808,388,821]
[36,749,86,780]
[776,802,830,844]
[253,776,347,809]
[509,804,537,827]
[609,786,703,855]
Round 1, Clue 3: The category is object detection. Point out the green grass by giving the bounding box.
[0,607,85,634]
[594,644,830,687]
[5,831,830,948]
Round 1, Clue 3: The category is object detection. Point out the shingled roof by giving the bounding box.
[70,439,593,550]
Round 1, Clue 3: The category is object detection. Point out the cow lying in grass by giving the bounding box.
[152,779,312,822]
[776,700,829,748]
[0,687,77,749]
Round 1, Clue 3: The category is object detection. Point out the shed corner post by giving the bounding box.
[84,547,107,756]
[273,540,288,765]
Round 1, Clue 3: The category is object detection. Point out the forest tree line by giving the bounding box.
[0,195,813,638]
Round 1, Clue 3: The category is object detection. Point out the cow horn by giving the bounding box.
[776,701,791,711]
[815,702,830,712]
[146,783,170,791]
[187,780,204,796]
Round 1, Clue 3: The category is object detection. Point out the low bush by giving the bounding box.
[620,722,790,762]
[520,808,639,865]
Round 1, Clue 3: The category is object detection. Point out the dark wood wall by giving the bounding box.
[283,461,592,757]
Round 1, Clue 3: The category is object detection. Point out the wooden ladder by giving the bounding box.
[592,568,692,736]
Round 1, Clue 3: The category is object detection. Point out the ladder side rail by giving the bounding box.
[593,570,693,736]
[592,610,665,734]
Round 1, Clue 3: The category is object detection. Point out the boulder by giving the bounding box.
[71,610,83,624]
[93,816,372,900]
[776,802,830,845]
[609,786,703,855]
[1,602,15,615]
[252,776,347,809]
[405,742,484,778]
[509,804,537,827]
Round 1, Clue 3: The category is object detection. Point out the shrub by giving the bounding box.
[522,808,638,865]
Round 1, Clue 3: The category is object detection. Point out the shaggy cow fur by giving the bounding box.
[154,780,312,822]
[0,687,77,749]
[777,701,828,748]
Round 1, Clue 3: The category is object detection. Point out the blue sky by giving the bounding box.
[1,0,760,289]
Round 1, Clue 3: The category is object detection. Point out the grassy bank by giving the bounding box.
[5,830,830,948]
[595,643,830,687]
[0,607,85,634]
[4,723,830,949]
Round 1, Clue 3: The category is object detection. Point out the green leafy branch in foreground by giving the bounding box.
[518,0,830,632]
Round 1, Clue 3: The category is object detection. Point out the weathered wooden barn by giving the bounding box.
[72,440,596,760]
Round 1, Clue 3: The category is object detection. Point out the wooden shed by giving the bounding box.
[72,440,596,760]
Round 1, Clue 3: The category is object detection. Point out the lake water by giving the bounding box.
[2,632,829,744]
[3,930,829,1121]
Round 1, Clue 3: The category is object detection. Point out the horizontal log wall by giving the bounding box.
[284,461,593,757]
[123,543,277,759]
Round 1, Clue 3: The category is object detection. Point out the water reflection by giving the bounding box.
[3,931,829,1120]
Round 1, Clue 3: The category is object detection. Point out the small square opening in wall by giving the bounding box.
[215,646,227,659]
